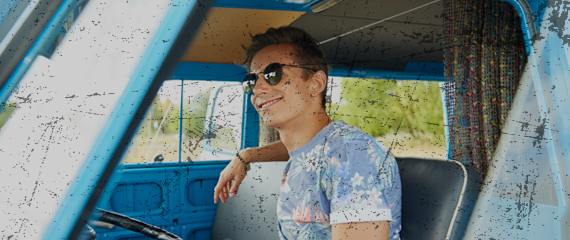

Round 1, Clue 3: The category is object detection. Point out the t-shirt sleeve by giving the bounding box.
[329,134,396,224]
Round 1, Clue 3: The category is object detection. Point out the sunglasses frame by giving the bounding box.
[242,62,317,94]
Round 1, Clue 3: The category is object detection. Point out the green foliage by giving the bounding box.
[329,78,444,144]
[140,88,211,138]
[0,102,18,130]
[183,88,211,137]
[141,96,177,136]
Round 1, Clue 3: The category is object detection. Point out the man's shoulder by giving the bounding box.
[327,120,376,143]
[326,121,389,153]
[325,121,397,177]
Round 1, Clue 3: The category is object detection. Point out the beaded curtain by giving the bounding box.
[443,0,526,177]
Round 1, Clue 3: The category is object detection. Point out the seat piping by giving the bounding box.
[440,159,468,240]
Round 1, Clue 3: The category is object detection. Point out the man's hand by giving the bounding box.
[213,141,289,204]
[213,155,247,204]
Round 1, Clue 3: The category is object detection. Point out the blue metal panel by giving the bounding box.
[120,161,229,169]
[439,82,452,159]
[171,62,445,82]
[187,228,213,240]
[404,62,444,74]
[42,2,202,239]
[500,0,537,55]
[99,223,214,240]
[179,82,184,163]
[519,0,547,33]
[94,164,226,240]
[170,62,245,81]
[181,221,216,240]
[498,0,546,36]
[110,182,163,213]
[214,0,318,12]
[241,94,260,149]
[187,179,219,206]
[329,67,444,81]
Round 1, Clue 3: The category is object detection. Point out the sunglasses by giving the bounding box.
[242,63,316,94]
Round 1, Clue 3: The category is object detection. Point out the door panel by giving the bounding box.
[93,163,226,240]
[110,182,163,213]
[91,79,245,239]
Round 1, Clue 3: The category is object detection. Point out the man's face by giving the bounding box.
[250,44,315,128]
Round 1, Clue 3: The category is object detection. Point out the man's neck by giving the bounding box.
[277,110,331,152]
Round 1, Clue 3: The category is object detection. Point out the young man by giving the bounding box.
[213,27,401,240]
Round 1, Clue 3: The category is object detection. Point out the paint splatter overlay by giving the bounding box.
[0,0,569,240]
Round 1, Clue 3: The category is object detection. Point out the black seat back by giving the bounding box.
[211,158,482,240]
[396,158,482,240]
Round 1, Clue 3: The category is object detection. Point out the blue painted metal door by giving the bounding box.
[93,163,225,240]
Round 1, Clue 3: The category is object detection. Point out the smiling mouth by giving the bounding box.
[258,98,282,110]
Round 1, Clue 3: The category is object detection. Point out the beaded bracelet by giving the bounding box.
[236,152,251,172]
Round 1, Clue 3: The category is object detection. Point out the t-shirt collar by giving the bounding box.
[288,120,345,155]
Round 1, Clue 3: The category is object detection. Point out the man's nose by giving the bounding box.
[252,74,269,95]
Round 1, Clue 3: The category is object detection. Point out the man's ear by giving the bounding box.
[310,70,327,98]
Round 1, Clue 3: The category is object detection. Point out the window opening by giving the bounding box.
[328,77,446,158]
[121,80,244,164]
[257,77,446,158]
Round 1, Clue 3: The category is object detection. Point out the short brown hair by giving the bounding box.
[242,26,329,107]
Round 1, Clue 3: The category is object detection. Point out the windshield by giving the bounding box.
[0,0,174,239]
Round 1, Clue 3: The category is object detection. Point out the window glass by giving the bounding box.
[0,0,172,238]
[0,100,16,129]
[195,83,243,160]
[121,81,243,163]
[122,81,181,163]
[484,72,557,205]
[328,77,446,159]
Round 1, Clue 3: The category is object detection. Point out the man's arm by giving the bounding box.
[332,221,389,240]
[213,140,289,204]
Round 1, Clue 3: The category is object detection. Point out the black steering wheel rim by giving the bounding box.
[92,208,183,240]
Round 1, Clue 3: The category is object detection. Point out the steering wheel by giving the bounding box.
[83,208,183,240]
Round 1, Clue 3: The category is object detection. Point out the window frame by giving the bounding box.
[119,79,247,166]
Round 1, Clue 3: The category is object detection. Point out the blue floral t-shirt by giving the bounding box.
[277,120,402,239]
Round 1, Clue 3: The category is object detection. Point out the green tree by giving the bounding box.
[143,96,179,136]
[0,102,18,130]
[330,78,444,144]
[183,88,211,137]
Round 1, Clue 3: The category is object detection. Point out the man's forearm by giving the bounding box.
[241,140,289,163]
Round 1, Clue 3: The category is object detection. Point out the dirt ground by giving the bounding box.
[376,134,447,159]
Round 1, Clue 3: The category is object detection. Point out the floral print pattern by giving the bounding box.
[277,120,402,240]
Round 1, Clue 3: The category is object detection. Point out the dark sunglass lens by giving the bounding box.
[242,74,257,93]
[264,63,283,85]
